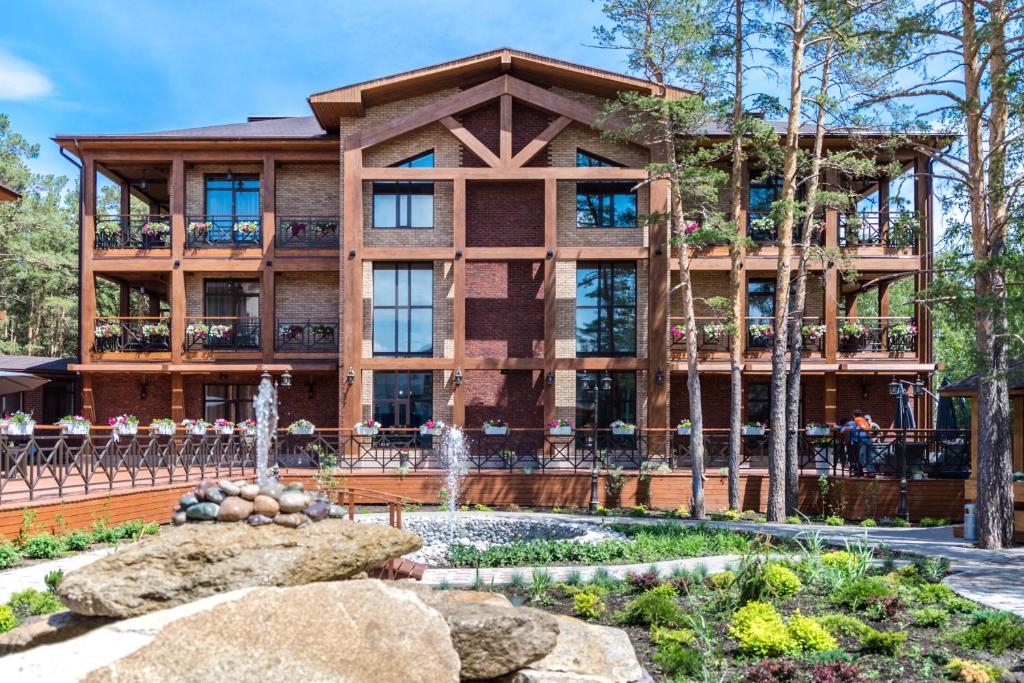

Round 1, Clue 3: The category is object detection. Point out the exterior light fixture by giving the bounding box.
[655,368,664,385]
[454,369,463,386]
[307,382,316,399]
[600,372,613,392]
[455,249,463,259]
[346,367,356,385]
[280,370,292,388]
[348,249,356,259]
[139,379,148,400]
[888,376,902,396]
[580,375,592,392]
[546,370,555,385]
[261,369,272,383]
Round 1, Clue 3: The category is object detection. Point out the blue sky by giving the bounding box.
[0,0,636,179]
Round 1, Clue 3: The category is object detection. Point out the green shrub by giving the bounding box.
[821,551,855,570]
[763,563,802,600]
[914,582,955,605]
[954,611,1024,655]
[945,596,978,614]
[728,601,796,657]
[786,516,802,525]
[824,515,845,526]
[860,628,907,655]
[44,569,64,593]
[860,518,878,527]
[713,509,742,521]
[0,541,21,569]
[652,643,702,678]
[912,556,952,583]
[786,612,838,652]
[142,522,160,535]
[112,520,144,540]
[572,591,606,620]
[628,504,647,517]
[59,529,93,552]
[8,588,63,618]
[0,605,15,634]
[831,576,896,611]
[944,658,1003,682]
[908,606,948,628]
[21,533,62,559]
[888,517,910,528]
[650,625,696,647]
[89,520,120,544]
[708,570,736,590]
[918,517,950,527]
[616,584,685,627]
[818,613,872,639]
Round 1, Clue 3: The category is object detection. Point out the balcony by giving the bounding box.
[94,215,171,249]
[276,217,340,249]
[275,320,339,352]
[185,215,261,249]
[671,317,730,355]
[839,211,918,248]
[838,317,918,355]
[93,317,170,353]
[746,213,825,245]
[743,317,825,353]
[184,317,260,351]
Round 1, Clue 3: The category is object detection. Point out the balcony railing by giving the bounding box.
[745,317,775,349]
[671,317,731,354]
[837,317,918,355]
[275,320,339,352]
[746,213,825,245]
[93,317,171,353]
[276,217,340,249]
[184,317,260,351]
[185,215,261,249]
[94,215,171,249]
[0,426,970,504]
[839,211,918,248]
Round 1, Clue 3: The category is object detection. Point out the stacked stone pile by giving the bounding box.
[172,478,343,528]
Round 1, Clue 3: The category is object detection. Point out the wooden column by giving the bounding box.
[1014,396,1024,473]
[824,168,839,363]
[879,281,891,319]
[261,156,276,362]
[171,372,184,423]
[647,145,670,430]
[81,373,95,422]
[499,95,512,166]
[118,283,130,318]
[342,147,364,429]
[452,177,466,426]
[914,154,932,371]
[824,372,837,425]
[543,178,557,426]
[82,157,97,362]
[878,175,890,243]
[119,183,130,216]
[170,154,186,363]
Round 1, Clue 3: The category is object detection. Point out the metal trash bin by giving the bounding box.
[963,503,977,541]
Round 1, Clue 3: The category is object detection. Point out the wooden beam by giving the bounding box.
[462,358,544,370]
[342,147,363,429]
[464,247,548,260]
[557,247,648,261]
[511,116,572,168]
[824,372,837,424]
[362,358,454,370]
[453,177,466,426]
[170,154,185,363]
[170,372,184,423]
[440,116,500,168]
[81,157,97,361]
[543,178,557,427]
[81,373,95,422]
[504,76,606,129]
[261,155,276,362]
[360,167,648,181]
[499,94,513,165]
[914,153,932,370]
[647,143,670,430]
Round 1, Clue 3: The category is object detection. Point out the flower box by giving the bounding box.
[237,420,256,438]
[355,425,379,436]
[420,424,443,436]
[612,425,636,436]
[549,426,572,436]
[182,421,210,436]
[288,420,316,436]
[215,424,234,436]
[8,420,35,436]
[484,426,509,436]
[806,426,830,437]
[151,421,176,436]
[741,425,765,436]
[61,422,90,435]
[677,425,692,435]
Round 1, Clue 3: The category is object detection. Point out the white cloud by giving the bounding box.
[0,50,53,100]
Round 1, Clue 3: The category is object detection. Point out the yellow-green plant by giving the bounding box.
[944,658,1002,682]
[572,591,606,620]
[786,611,838,652]
[728,601,796,657]
[650,625,697,647]
[763,563,802,599]
[708,570,736,590]
[0,605,15,633]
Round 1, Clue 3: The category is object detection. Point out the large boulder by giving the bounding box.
[443,602,558,679]
[57,520,422,617]
[0,611,112,656]
[82,581,460,683]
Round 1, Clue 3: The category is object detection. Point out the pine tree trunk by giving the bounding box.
[679,216,706,520]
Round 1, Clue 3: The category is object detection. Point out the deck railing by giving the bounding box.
[276,217,340,249]
[838,211,918,248]
[184,317,261,351]
[185,215,261,248]
[275,320,339,352]
[837,317,918,355]
[670,317,731,354]
[94,215,172,249]
[93,317,171,353]
[0,426,970,504]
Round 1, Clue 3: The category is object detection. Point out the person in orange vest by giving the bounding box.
[853,410,875,476]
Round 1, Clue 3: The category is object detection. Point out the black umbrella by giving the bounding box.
[935,377,959,439]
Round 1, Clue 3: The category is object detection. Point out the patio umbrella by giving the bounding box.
[935,377,959,438]
[0,370,48,396]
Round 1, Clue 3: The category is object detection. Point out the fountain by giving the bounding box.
[254,374,279,485]
[438,425,467,515]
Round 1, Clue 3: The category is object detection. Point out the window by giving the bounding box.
[576,150,637,228]
[203,280,261,349]
[576,262,637,356]
[0,392,23,416]
[204,384,257,423]
[373,263,433,356]
[748,175,782,216]
[747,280,776,319]
[575,371,636,429]
[372,372,433,428]
[204,175,260,241]
[746,383,771,426]
[373,151,434,228]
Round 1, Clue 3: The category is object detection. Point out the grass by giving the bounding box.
[446,523,757,568]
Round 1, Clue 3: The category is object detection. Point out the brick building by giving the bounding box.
[54,49,934,433]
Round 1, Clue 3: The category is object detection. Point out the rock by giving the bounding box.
[193,479,215,498]
[239,484,261,501]
[185,502,219,521]
[171,511,187,526]
[278,491,309,513]
[81,581,460,683]
[203,487,226,504]
[217,496,254,522]
[284,481,305,492]
[391,582,513,610]
[274,512,309,528]
[57,520,423,618]
[178,492,198,508]
[253,494,280,517]
[0,611,112,656]
[443,603,558,679]
[328,504,345,518]
[218,479,241,496]
[504,615,644,683]
[259,482,284,500]
[304,500,330,521]
[246,514,273,526]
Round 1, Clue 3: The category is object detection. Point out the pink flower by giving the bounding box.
[684,222,699,235]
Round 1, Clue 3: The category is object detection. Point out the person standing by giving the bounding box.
[853,410,874,476]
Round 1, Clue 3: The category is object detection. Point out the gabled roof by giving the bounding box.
[939,358,1024,396]
[308,48,690,128]
[55,116,330,143]
[0,183,20,202]
[0,355,74,373]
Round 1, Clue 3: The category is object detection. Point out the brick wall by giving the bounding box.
[466,181,545,247]
[277,163,339,218]
[181,372,338,427]
[275,272,338,321]
[91,373,174,423]
[466,261,544,358]
[464,370,544,428]
[459,100,500,165]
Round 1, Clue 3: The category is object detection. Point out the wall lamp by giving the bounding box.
[139,379,148,400]
[455,249,463,259]
[346,367,356,385]
[307,381,316,399]
[454,368,463,386]
[280,370,292,387]
[546,249,554,259]
[655,368,664,386]
[348,249,356,259]
[546,370,555,385]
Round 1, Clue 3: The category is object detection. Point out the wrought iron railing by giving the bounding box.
[838,211,918,248]
[0,426,970,504]
[184,317,261,351]
[837,317,918,355]
[93,317,171,353]
[94,215,172,249]
[185,215,261,248]
[276,217,340,249]
[671,317,730,354]
[746,212,825,245]
[746,317,775,349]
[275,320,339,352]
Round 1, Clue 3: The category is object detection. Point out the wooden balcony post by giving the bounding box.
[170,154,185,363]
[878,175,890,244]
[453,177,466,426]
[341,147,364,430]
[647,142,670,431]
[171,372,184,423]
[543,178,556,429]
[262,155,276,361]
[823,168,839,363]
